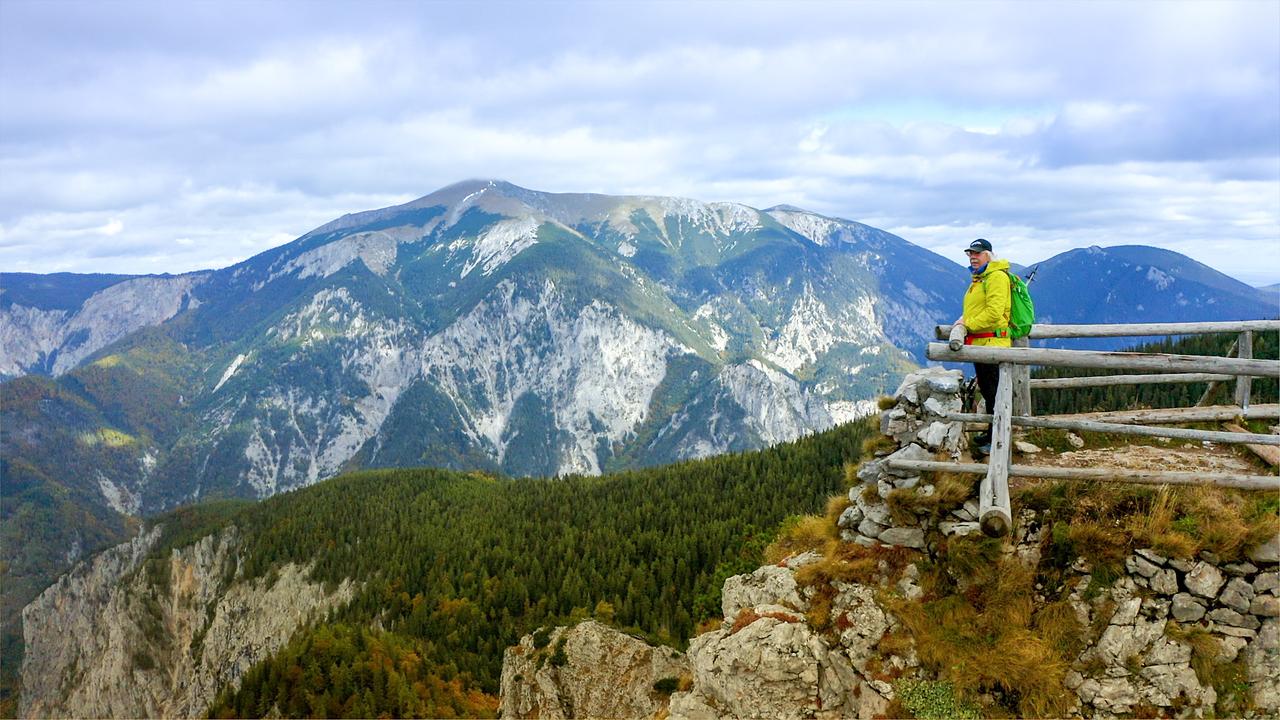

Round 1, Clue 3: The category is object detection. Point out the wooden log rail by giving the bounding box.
[925,343,1280,377]
[886,459,1280,491]
[1038,404,1280,424]
[1030,373,1234,389]
[942,411,1280,446]
[935,320,1280,340]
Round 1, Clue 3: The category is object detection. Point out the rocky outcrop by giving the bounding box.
[20,526,355,719]
[498,621,687,719]
[0,273,207,378]
[670,566,895,720]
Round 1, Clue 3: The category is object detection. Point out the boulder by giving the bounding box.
[680,617,857,720]
[1126,554,1160,579]
[499,621,688,720]
[1255,571,1280,596]
[1209,608,1261,630]
[721,565,808,621]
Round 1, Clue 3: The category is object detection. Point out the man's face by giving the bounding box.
[966,250,989,269]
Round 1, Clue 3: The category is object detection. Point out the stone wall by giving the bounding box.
[837,367,972,548]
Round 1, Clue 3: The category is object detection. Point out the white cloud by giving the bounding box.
[0,0,1276,284]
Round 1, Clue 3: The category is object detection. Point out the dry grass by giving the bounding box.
[825,494,852,528]
[1164,621,1220,686]
[763,515,836,564]
[877,395,897,410]
[728,607,801,635]
[862,433,897,456]
[1025,480,1279,577]
[1033,600,1085,659]
[888,537,1075,718]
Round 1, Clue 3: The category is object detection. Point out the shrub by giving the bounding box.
[652,677,679,694]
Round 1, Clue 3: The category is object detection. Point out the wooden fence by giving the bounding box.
[887,320,1280,537]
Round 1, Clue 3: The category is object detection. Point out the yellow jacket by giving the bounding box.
[962,260,1012,347]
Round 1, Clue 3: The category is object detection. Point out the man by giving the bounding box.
[956,238,1011,455]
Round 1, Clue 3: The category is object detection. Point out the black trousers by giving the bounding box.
[974,362,999,416]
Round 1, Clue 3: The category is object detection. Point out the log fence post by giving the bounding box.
[980,363,1014,537]
[1012,336,1032,417]
[1235,330,1253,410]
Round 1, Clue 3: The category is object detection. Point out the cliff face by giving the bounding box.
[19,526,355,719]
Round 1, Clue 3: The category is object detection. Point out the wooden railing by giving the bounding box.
[888,320,1280,537]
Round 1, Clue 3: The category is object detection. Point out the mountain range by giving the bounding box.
[1,180,1275,682]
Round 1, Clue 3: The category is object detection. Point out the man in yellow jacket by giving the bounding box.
[958,238,1011,455]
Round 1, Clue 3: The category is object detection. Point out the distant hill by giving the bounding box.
[1014,245,1276,350]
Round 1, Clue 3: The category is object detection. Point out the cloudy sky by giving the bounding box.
[2,0,1278,285]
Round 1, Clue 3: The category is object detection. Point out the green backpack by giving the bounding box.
[1004,270,1036,339]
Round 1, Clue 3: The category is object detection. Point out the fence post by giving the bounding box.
[1197,336,1239,406]
[1012,337,1032,416]
[981,363,1014,537]
[1235,331,1253,410]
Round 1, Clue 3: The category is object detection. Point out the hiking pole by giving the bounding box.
[1023,264,1040,285]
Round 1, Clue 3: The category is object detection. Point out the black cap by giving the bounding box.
[965,238,993,254]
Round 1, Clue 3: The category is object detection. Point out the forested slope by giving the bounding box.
[131,417,874,717]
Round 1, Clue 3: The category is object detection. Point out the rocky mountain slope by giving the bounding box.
[19,525,353,718]
[3,180,942,651]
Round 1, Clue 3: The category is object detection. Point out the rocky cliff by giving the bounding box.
[500,368,1280,719]
[498,621,688,719]
[19,526,355,718]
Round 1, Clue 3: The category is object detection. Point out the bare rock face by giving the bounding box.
[498,621,687,720]
[675,616,860,720]
[20,527,355,719]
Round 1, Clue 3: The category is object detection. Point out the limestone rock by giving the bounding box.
[1209,608,1261,630]
[680,616,857,719]
[1255,571,1280,596]
[1251,533,1280,564]
[1243,618,1280,712]
[20,526,356,720]
[878,527,925,549]
[857,518,886,539]
[1219,577,1256,614]
[1171,593,1207,622]
[722,565,807,621]
[1252,595,1280,618]
[1126,554,1160,578]
[830,582,890,671]
[838,505,864,530]
[1184,562,1226,599]
[1013,440,1041,454]
[1136,548,1169,566]
[1066,431,1085,449]
[884,444,931,477]
[499,621,688,720]
[1224,561,1259,576]
[1146,568,1176,596]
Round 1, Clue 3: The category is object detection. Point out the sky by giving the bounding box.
[1,0,1278,285]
